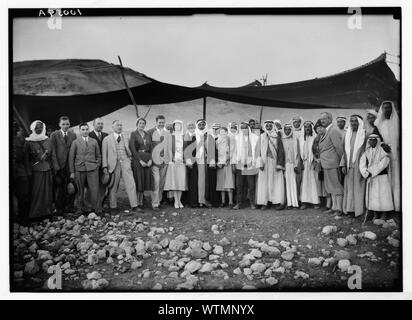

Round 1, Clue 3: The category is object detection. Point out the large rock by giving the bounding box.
[199,262,214,273]
[87,271,102,280]
[322,225,337,235]
[308,257,323,266]
[213,245,224,255]
[338,259,351,272]
[250,248,262,258]
[191,247,208,259]
[76,238,94,253]
[261,245,280,257]
[169,240,185,252]
[387,236,400,248]
[135,239,146,256]
[184,261,202,274]
[361,231,377,240]
[203,242,212,251]
[219,237,231,246]
[346,234,357,245]
[337,238,348,247]
[24,260,39,275]
[250,262,266,273]
[265,277,278,286]
[281,250,294,261]
[334,250,350,260]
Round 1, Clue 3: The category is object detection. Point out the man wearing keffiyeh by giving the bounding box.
[256,120,285,210]
[340,115,367,218]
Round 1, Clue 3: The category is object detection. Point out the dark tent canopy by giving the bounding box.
[13,53,399,128]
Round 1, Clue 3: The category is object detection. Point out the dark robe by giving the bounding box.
[24,139,54,219]
[183,133,198,207]
[206,135,220,207]
[129,130,154,191]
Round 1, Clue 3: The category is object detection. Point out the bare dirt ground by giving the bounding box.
[12,183,401,292]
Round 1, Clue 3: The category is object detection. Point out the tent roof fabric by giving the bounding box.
[13,53,399,126]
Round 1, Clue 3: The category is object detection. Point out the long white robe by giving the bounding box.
[359,144,394,212]
[299,133,319,204]
[283,135,299,207]
[256,132,285,205]
[374,101,400,211]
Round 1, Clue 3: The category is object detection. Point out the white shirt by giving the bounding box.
[61,129,68,137]
[326,123,333,132]
[82,136,88,143]
[113,132,122,141]
[94,130,102,139]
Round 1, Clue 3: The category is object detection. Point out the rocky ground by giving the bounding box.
[12,195,401,292]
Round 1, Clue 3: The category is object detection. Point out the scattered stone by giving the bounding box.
[152,283,163,290]
[233,267,242,275]
[337,259,351,272]
[199,262,214,273]
[387,236,400,248]
[294,271,309,279]
[87,212,98,220]
[159,238,170,248]
[361,231,377,240]
[218,237,231,246]
[203,242,212,251]
[87,271,102,280]
[24,260,39,275]
[346,234,357,245]
[266,277,278,286]
[213,245,224,255]
[169,240,185,252]
[250,248,262,258]
[322,225,337,235]
[131,261,143,270]
[191,247,208,259]
[373,219,385,226]
[337,238,348,247]
[184,261,202,274]
[250,262,266,273]
[281,250,294,261]
[242,285,256,290]
[334,250,350,260]
[308,257,323,266]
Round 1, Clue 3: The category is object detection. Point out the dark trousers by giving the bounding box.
[55,165,75,212]
[75,169,100,213]
[235,170,256,205]
[14,175,30,220]
[185,163,198,207]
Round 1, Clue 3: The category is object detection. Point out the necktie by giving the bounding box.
[84,138,88,146]
[64,133,68,144]
[98,132,101,141]
[117,135,121,143]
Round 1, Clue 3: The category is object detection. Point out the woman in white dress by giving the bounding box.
[164,120,187,208]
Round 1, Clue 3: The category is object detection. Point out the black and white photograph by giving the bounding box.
[9,5,403,294]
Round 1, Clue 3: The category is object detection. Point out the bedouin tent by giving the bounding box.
[13,53,399,129]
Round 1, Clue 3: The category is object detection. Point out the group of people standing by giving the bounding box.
[12,101,400,224]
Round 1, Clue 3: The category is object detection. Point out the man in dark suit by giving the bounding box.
[50,116,77,214]
[69,123,101,215]
[89,118,108,151]
[318,112,344,216]
[88,117,108,211]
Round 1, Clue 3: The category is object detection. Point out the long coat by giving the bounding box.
[340,134,367,216]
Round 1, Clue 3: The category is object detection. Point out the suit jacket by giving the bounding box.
[318,124,344,169]
[69,137,101,173]
[102,133,132,173]
[50,130,77,170]
[89,130,108,152]
[147,127,171,166]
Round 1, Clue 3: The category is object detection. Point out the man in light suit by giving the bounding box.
[50,116,77,214]
[147,115,170,210]
[318,112,344,215]
[102,120,140,214]
[69,123,101,215]
[88,117,109,211]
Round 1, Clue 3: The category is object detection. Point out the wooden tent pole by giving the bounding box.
[117,56,139,118]
[13,104,30,136]
[203,97,207,120]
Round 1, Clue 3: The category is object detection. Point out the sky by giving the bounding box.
[13,14,400,87]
